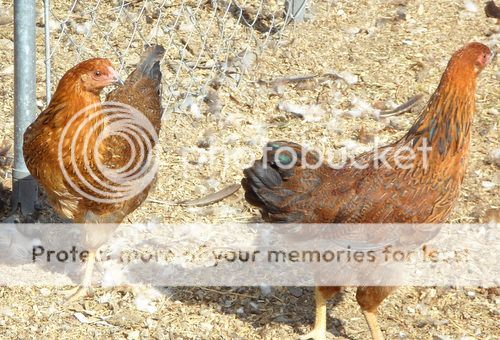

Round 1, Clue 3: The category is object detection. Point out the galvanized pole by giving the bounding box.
[285,0,308,22]
[12,0,38,215]
[44,0,51,103]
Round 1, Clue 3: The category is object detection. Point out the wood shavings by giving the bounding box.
[0,65,13,76]
[483,208,499,223]
[0,39,12,50]
[486,149,500,167]
[357,126,375,144]
[0,140,11,168]
[0,0,498,338]
[277,101,326,122]
[0,16,12,26]
[259,72,356,88]
[197,129,217,149]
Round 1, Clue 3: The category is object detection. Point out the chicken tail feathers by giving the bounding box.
[106,45,165,135]
[136,44,165,83]
[242,141,322,222]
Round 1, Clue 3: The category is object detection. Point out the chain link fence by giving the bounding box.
[43,0,306,110]
[11,0,309,215]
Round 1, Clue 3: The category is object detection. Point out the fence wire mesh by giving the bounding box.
[43,0,297,114]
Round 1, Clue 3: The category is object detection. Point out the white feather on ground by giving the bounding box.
[337,71,358,85]
[278,101,326,122]
[463,0,478,12]
[133,286,164,313]
[348,95,381,119]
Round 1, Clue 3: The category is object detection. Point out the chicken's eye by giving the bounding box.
[94,70,101,77]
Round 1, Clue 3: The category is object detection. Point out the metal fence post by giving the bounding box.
[285,0,308,22]
[12,0,38,215]
[44,0,51,103]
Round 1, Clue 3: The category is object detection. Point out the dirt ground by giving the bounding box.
[0,0,499,339]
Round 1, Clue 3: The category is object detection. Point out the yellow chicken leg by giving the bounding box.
[362,310,384,340]
[63,250,96,301]
[298,287,327,340]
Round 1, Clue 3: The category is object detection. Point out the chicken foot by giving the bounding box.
[298,288,327,340]
[362,310,384,340]
[63,250,96,301]
[299,287,341,340]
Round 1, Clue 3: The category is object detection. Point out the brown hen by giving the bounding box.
[23,45,165,300]
[242,42,491,339]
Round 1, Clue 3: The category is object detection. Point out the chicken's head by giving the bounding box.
[456,42,492,76]
[66,58,124,94]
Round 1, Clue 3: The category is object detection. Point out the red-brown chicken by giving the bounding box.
[242,42,491,339]
[23,45,165,300]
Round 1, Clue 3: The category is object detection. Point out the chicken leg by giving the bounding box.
[63,215,120,301]
[63,249,96,301]
[356,286,395,340]
[299,287,341,340]
[362,310,384,340]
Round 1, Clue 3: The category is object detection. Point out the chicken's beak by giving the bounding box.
[115,75,125,86]
[108,66,124,86]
